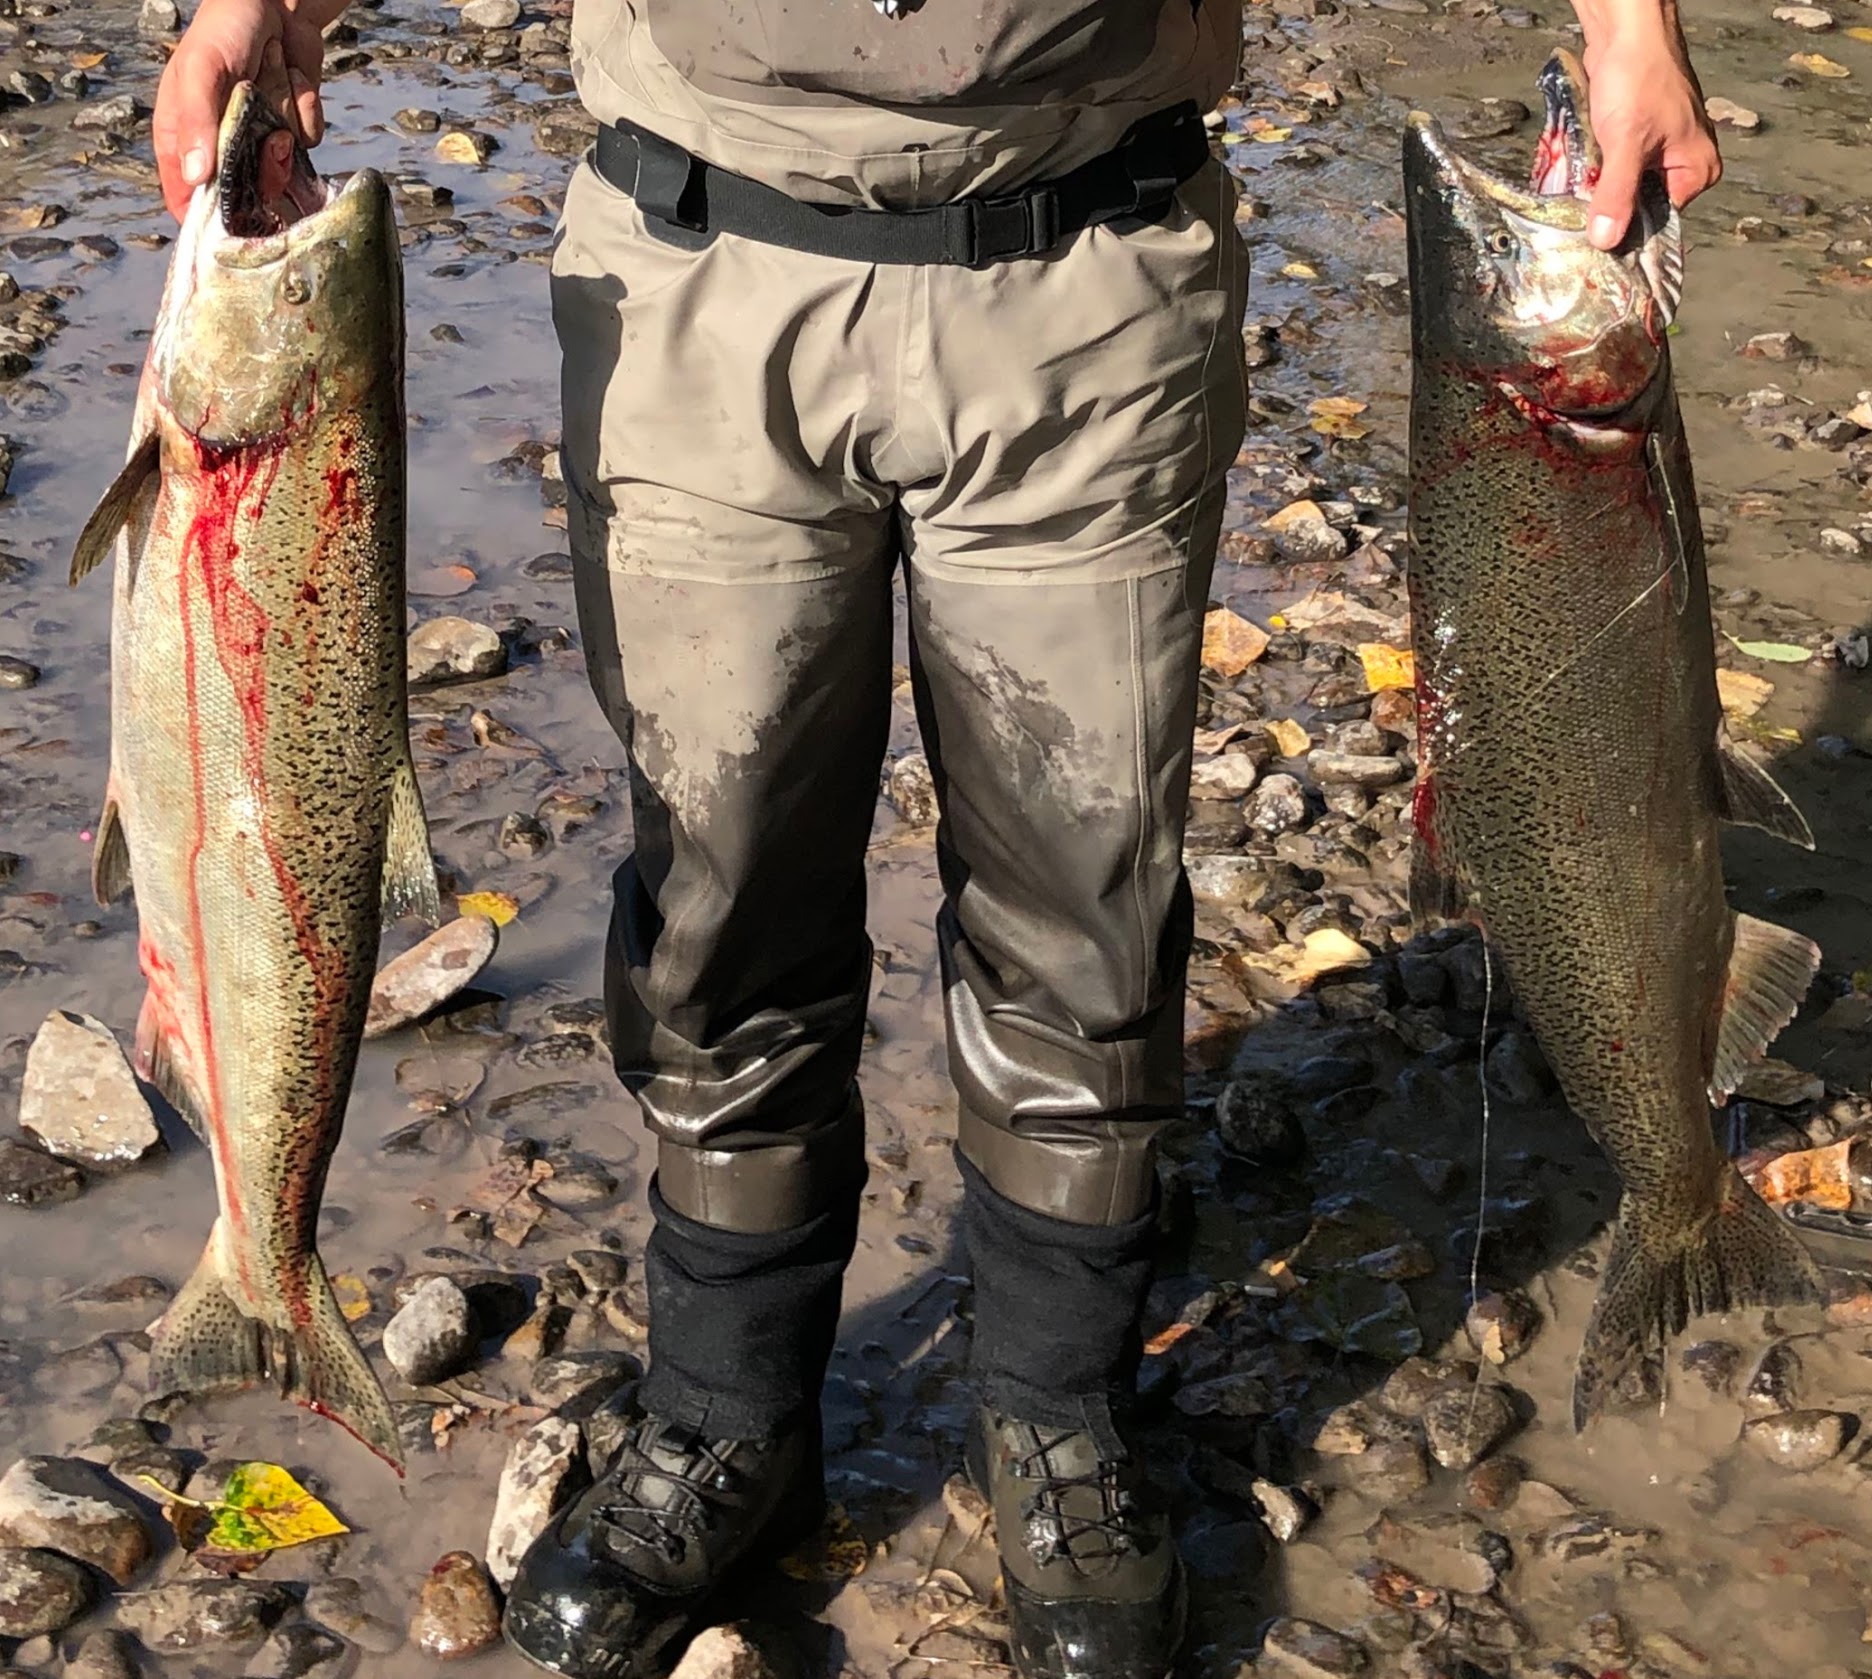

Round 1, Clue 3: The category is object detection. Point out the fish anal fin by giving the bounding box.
[1708,912,1822,1103]
[70,431,159,588]
[134,992,207,1143]
[382,750,442,926]
[1717,734,1814,850]
[1573,1169,1820,1428]
[149,1236,405,1474]
[91,795,132,906]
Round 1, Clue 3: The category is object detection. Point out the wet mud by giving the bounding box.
[1,0,1871,1673]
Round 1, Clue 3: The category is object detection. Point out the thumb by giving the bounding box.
[1587,133,1643,251]
[153,46,237,221]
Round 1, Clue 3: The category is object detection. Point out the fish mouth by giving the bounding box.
[1531,48,1599,200]
[215,80,331,239]
[1402,108,1589,236]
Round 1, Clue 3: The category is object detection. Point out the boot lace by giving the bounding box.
[1015,1429,1141,1573]
[592,1424,739,1564]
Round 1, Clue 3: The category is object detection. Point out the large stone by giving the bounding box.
[302,1578,403,1655]
[0,1139,84,1207]
[412,1553,500,1659]
[407,617,507,688]
[0,1546,91,1638]
[486,1417,584,1588]
[364,916,499,1037]
[0,1456,154,1584]
[115,1580,290,1652]
[459,0,521,26]
[668,1626,782,1679]
[383,1276,475,1387]
[17,1009,162,1168]
[243,1621,354,1679]
[1261,1617,1369,1677]
[64,1630,141,1679]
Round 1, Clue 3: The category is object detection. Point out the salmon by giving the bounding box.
[1403,51,1822,1426]
[71,83,438,1467]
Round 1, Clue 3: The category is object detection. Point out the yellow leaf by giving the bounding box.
[1715,667,1774,720]
[1251,126,1292,143]
[457,890,519,926]
[1201,607,1271,678]
[436,130,496,165]
[1309,396,1369,420]
[146,1463,349,1560]
[1265,718,1311,758]
[1308,396,1372,439]
[1293,927,1370,984]
[1280,261,1319,280]
[330,1273,373,1323]
[1357,642,1416,693]
[1790,50,1851,73]
[1848,24,1872,37]
[1143,1320,1197,1357]
[779,1503,867,1582]
[71,49,107,67]
[1264,499,1328,533]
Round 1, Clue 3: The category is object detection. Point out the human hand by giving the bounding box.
[1575,0,1721,249]
[152,0,329,219]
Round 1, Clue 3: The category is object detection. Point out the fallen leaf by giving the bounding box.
[1790,50,1851,73]
[1264,499,1328,533]
[778,1503,867,1582]
[436,130,495,164]
[1716,667,1775,719]
[1202,606,1271,677]
[71,49,108,67]
[1743,1138,1853,1210]
[1251,126,1292,143]
[1280,261,1319,280]
[1357,642,1416,693]
[457,889,520,925]
[1309,395,1372,439]
[330,1273,373,1323]
[1265,718,1311,758]
[1848,23,1872,38]
[1143,1321,1197,1357]
[1726,635,1812,663]
[145,1463,350,1566]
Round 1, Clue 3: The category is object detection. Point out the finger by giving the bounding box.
[255,35,303,139]
[1587,133,1644,251]
[288,67,324,147]
[152,46,236,221]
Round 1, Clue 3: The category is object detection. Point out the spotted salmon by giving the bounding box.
[1403,51,1822,1426]
[70,83,438,1467]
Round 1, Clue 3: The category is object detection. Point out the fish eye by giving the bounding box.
[281,267,312,305]
[1486,230,1517,257]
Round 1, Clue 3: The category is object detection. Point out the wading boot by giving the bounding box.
[503,1411,824,1679]
[967,1407,1186,1679]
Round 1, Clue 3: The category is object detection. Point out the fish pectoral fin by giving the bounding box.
[1572,1170,1820,1430]
[134,993,208,1142]
[91,796,132,906]
[1716,733,1814,850]
[70,430,160,588]
[382,749,442,926]
[1408,830,1473,931]
[1709,912,1823,1103]
[149,1238,405,1474]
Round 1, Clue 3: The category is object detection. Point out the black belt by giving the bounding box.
[591,102,1211,269]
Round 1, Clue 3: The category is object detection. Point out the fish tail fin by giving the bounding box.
[1572,1167,1822,1429]
[150,1233,405,1474]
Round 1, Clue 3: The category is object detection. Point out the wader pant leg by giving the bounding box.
[902,162,1249,1433]
[552,161,900,1440]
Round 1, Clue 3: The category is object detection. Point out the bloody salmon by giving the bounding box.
[71,83,438,1467]
[1403,51,1822,1425]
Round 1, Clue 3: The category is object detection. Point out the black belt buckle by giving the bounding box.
[956,185,1060,268]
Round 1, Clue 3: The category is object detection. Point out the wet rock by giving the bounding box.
[498,811,552,859]
[1261,1617,1369,1676]
[365,916,500,1037]
[1216,1079,1305,1166]
[1464,1291,1539,1366]
[1680,1338,1742,1397]
[65,1630,141,1679]
[1446,96,1530,140]
[532,1350,639,1412]
[568,1249,628,1295]
[1705,96,1761,131]
[1189,752,1259,798]
[1741,1340,1802,1414]
[1359,1436,1431,1501]
[1246,773,1308,836]
[1461,1453,1523,1512]
[74,95,143,135]
[1378,1357,1477,1421]
[17,1009,162,1168]
[0,1546,91,1637]
[243,1623,353,1679]
[1395,952,1445,1006]
[1741,330,1810,362]
[1483,1029,1552,1102]
[1421,1385,1517,1471]
[1185,801,1249,853]
[1820,527,1863,557]
[486,1417,584,1589]
[460,0,520,24]
[136,0,180,35]
[1774,3,1834,25]
[0,1139,83,1206]
[117,1580,290,1652]
[1742,1408,1851,1470]
[0,655,37,689]
[1250,1480,1315,1542]
[1308,752,1406,788]
[383,1276,475,1386]
[34,1340,122,1401]
[110,1445,189,1493]
[0,1456,153,1584]
[407,617,508,687]
[413,1552,501,1659]
[303,1578,403,1655]
[668,1626,781,1679]
[887,751,938,825]
[396,107,442,134]
[539,1153,619,1208]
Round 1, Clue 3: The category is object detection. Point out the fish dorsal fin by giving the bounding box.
[91,795,132,906]
[1716,732,1814,849]
[70,431,160,588]
[1636,174,1684,328]
[1708,912,1822,1103]
[134,991,208,1142]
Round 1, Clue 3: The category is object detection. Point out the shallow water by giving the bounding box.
[2,0,1872,1673]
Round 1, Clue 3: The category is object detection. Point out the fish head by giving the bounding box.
[1404,50,1682,441]
[153,80,401,448]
